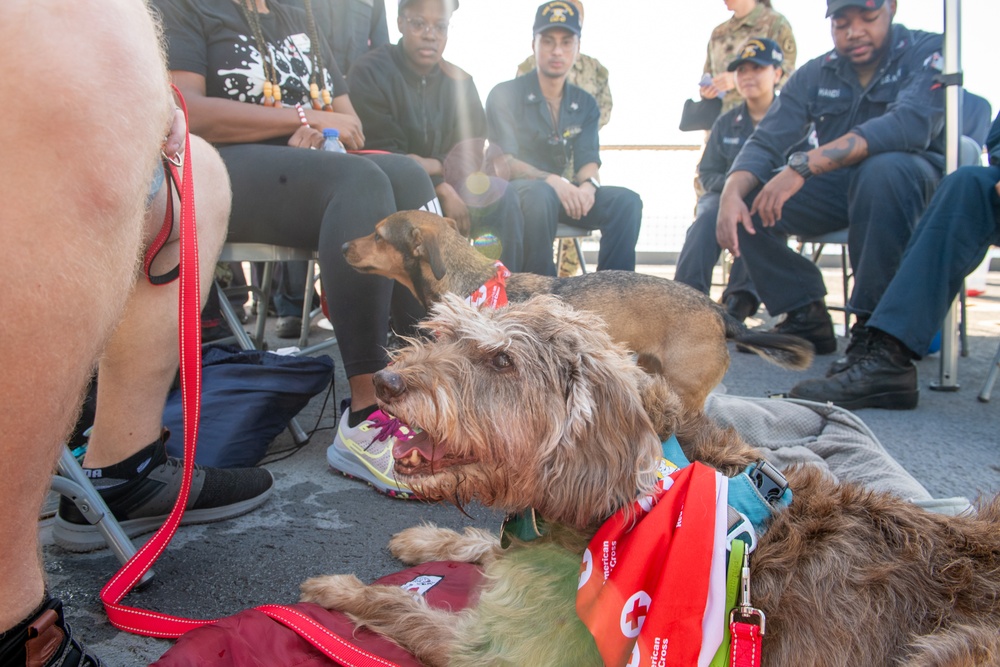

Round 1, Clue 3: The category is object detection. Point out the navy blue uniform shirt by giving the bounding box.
[485,71,601,176]
[988,111,1000,166]
[731,23,945,184]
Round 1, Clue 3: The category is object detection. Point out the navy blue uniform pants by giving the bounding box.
[869,164,1000,356]
[465,178,529,272]
[674,192,759,305]
[736,152,940,317]
[512,180,642,275]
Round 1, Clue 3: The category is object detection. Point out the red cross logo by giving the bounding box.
[625,599,648,630]
[619,591,652,638]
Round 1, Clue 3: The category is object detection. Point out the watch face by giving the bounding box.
[789,153,807,167]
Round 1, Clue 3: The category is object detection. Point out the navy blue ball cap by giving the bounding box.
[826,0,885,17]
[727,38,784,72]
[533,1,581,36]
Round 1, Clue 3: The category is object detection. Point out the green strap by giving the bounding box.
[709,540,746,667]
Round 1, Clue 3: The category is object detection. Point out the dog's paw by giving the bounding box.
[300,574,366,611]
[390,524,463,564]
[390,524,501,565]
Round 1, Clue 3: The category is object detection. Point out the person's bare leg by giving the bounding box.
[84,135,230,467]
[0,0,171,631]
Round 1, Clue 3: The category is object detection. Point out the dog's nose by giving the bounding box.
[373,369,407,401]
[341,241,351,257]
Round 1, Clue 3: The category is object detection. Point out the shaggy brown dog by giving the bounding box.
[302,296,1000,667]
[341,209,813,414]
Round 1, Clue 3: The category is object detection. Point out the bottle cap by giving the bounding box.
[323,128,340,138]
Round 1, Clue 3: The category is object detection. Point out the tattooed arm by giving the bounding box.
[748,132,869,227]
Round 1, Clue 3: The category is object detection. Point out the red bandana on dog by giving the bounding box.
[577,462,728,667]
[466,261,511,308]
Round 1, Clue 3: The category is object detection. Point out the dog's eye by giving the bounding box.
[490,352,514,371]
[373,231,382,243]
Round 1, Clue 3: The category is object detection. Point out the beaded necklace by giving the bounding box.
[236,0,332,110]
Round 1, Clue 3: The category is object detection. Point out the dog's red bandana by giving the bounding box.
[466,261,511,308]
[577,462,729,667]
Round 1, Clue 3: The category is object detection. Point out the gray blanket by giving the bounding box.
[703,393,972,515]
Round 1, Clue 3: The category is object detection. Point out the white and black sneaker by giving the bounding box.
[53,433,273,552]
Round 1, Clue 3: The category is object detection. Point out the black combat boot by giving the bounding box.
[789,330,918,410]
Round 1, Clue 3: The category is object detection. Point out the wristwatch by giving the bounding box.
[787,152,813,180]
[581,176,601,190]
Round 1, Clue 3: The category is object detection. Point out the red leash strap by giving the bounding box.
[99,86,206,637]
[729,622,762,667]
[729,547,764,667]
[257,606,402,667]
[97,88,403,667]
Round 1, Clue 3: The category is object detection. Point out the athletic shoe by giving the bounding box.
[54,440,274,552]
[0,597,103,666]
[327,407,416,499]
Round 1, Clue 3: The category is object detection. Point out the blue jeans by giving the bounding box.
[869,164,1000,356]
[736,152,941,317]
[512,180,642,275]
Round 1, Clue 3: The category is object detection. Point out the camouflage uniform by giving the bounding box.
[516,53,612,275]
[704,3,796,115]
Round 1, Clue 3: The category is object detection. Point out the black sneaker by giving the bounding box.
[724,291,759,323]
[772,301,837,355]
[789,331,918,410]
[0,597,103,666]
[54,437,274,552]
[826,320,871,377]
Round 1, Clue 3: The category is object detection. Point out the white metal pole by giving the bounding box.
[932,0,962,391]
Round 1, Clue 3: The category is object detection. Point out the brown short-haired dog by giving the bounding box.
[302,295,1000,667]
[342,210,813,414]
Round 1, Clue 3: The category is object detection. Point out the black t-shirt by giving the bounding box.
[153,0,348,107]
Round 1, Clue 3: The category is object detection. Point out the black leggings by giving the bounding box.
[219,145,437,376]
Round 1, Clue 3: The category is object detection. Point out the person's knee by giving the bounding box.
[189,135,231,256]
[854,153,935,195]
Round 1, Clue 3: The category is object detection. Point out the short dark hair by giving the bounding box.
[759,0,773,7]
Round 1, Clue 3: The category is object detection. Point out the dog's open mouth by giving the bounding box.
[389,418,477,476]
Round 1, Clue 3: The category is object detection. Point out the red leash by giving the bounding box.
[96,88,403,667]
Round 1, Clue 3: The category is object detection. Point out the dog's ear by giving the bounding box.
[442,215,470,238]
[412,226,448,280]
[528,299,663,528]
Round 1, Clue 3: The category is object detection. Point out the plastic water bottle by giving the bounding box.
[323,128,346,153]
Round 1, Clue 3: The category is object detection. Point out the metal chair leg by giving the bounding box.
[54,448,154,584]
[573,237,588,274]
[977,339,1000,402]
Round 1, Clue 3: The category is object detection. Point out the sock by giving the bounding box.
[82,438,164,489]
[347,404,378,428]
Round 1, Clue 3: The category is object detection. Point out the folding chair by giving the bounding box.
[214,243,338,444]
[554,223,594,274]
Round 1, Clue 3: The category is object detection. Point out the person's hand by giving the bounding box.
[306,110,365,150]
[577,182,597,218]
[162,106,186,161]
[699,83,720,100]
[716,190,755,257]
[750,167,806,227]
[287,124,325,150]
[436,183,471,236]
[712,72,735,94]
[546,175,588,220]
